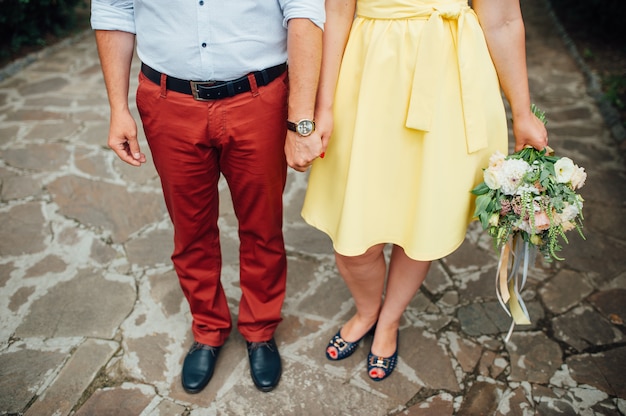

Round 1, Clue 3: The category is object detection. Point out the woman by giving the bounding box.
[301,0,548,381]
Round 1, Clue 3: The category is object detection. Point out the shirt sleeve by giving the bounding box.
[280,0,326,30]
[90,0,136,34]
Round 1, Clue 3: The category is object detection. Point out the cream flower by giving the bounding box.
[488,151,506,168]
[570,166,587,190]
[554,157,575,183]
[558,203,580,223]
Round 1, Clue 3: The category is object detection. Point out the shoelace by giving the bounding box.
[247,340,274,352]
[189,342,218,354]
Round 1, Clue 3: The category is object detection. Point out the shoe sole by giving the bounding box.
[251,369,282,392]
[182,385,206,394]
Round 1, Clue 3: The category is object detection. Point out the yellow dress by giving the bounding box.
[301,0,508,261]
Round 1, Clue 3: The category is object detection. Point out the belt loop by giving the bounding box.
[160,73,167,98]
[247,73,259,97]
[226,82,235,97]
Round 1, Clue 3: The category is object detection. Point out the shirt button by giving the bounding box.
[201,42,207,48]
[199,0,204,4]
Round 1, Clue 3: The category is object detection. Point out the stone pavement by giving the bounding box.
[1,0,625,415]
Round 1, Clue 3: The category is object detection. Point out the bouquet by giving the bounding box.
[471,106,586,340]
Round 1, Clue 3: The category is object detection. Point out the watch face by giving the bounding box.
[297,119,314,136]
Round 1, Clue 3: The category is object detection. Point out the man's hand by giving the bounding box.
[285,130,323,172]
[285,17,323,172]
[94,30,144,166]
[108,108,146,166]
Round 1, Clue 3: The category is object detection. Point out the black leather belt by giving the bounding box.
[141,62,287,101]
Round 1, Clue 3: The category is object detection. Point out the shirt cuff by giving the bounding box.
[282,0,326,30]
[90,1,136,34]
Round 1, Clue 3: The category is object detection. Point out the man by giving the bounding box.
[91,1,324,393]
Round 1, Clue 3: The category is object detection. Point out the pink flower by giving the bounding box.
[533,210,551,231]
[500,199,512,215]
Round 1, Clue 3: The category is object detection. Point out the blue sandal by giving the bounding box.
[367,333,398,381]
[325,324,376,361]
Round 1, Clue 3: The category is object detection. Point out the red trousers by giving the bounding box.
[136,70,288,346]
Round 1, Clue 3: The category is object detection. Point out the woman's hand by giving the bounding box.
[513,111,549,152]
[314,106,334,157]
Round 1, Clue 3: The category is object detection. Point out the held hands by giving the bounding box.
[284,108,333,172]
[108,108,147,167]
[285,129,324,172]
[513,111,549,152]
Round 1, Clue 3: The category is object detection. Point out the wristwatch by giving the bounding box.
[287,119,315,137]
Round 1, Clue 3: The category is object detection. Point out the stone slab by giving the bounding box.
[25,339,118,416]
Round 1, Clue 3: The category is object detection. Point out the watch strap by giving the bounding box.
[286,120,298,132]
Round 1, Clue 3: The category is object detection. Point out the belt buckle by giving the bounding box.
[190,80,218,101]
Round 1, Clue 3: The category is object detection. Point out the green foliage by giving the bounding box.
[530,103,546,125]
[0,0,84,60]
[603,74,626,110]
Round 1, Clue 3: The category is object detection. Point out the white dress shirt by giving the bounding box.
[91,0,325,81]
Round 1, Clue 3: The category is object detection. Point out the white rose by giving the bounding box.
[554,157,575,184]
[483,168,501,190]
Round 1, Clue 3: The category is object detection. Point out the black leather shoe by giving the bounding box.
[247,338,282,392]
[181,342,221,394]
